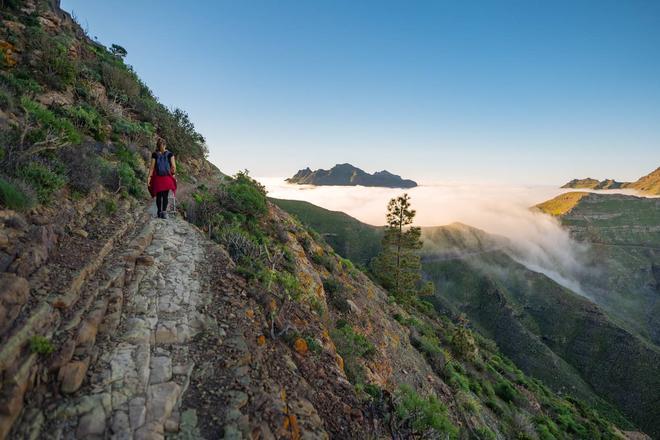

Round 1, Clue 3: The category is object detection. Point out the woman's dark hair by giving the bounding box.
[156,137,166,150]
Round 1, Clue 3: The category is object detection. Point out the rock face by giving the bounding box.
[286,163,418,188]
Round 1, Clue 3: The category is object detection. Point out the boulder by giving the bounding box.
[58,358,90,393]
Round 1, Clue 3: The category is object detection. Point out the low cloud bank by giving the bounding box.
[263,178,637,295]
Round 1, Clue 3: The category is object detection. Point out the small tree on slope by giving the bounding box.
[372,193,425,302]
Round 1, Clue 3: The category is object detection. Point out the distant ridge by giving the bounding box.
[286,163,417,188]
[561,178,625,190]
[561,166,660,195]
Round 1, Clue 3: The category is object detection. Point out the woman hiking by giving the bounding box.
[148,137,177,219]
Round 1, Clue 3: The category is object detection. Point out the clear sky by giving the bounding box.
[62,0,660,184]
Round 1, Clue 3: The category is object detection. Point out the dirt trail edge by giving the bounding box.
[25,214,220,439]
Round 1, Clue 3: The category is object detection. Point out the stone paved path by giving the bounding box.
[51,215,211,439]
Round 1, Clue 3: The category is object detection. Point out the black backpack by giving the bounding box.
[156,152,171,176]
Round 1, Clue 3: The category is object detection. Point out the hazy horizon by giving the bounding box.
[62,0,660,184]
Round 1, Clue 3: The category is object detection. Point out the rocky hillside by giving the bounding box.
[561,166,660,195]
[286,163,418,188]
[0,1,655,439]
[270,198,383,267]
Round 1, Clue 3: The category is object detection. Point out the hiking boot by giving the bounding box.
[161,211,168,219]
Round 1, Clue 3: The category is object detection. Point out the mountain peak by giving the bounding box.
[286,163,417,188]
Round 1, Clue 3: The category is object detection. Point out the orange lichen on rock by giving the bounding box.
[336,353,345,372]
[294,338,308,355]
[245,308,254,319]
[257,335,266,346]
[0,41,18,67]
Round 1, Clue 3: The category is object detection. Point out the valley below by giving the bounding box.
[272,180,660,438]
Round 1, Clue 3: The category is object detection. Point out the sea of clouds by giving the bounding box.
[261,178,643,295]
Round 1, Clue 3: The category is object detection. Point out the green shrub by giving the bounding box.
[449,371,470,391]
[311,251,337,272]
[31,33,77,90]
[0,176,35,210]
[485,398,503,416]
[474,427,497,440]
[223,170,267,219]
[20,98,81,146]
[65,104,106,140]
[364,383,383,400]
[115,145,144,176]
[331,324,376,384]
[322,277,340,293]
[112,118,154,144]
[102,63,140,103]
[394,385,458,439]
[276,270,303,300]
[413,333,442,356]
[18,162,66,203]
[117,162,143,198]
[304,336,322,354]
[29,336,54,355]
[451,326,477,360]
[99,197,118,215]
[0,71,42,97]
[323,277,350,312]
[494,380,518,403]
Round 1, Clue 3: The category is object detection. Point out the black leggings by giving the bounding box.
[156,190,169,213]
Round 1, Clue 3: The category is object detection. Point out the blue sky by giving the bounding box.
[62,0,660,184]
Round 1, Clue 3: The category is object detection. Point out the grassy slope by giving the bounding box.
[270,198,382,267]
[534,191,590,216]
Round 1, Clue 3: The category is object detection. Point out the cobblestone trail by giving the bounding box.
[47,215,211,439]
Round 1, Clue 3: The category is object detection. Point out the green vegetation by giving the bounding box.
[29,335,55,355]
[393,385,458,439]
[372,194,430,302]
[0,176,34,210]
[271,198,382,266]
[331,321,376,384]
[494,380,518,403]
[98,197,118,215]
[224,171,268,218]
[18,161,66,203]
[534,191,589,216]
[0,7,208,209]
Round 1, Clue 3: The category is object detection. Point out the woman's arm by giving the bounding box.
[170,156,176,175]
[148,158,155,183]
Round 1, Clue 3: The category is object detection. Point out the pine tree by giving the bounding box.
[372,193,424,301]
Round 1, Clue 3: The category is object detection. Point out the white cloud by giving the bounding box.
[262,178,643,295]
